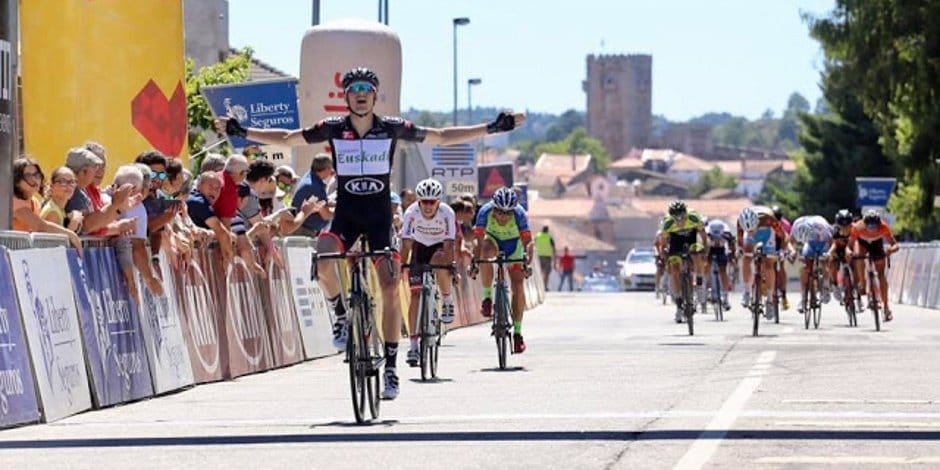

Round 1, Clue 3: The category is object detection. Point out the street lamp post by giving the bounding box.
[467,78,482,123]
[452,17,470,126]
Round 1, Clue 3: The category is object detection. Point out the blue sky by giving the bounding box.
[229,0,834,121]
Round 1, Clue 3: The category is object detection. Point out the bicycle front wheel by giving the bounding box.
[803,276,813,330]
[495,284,511,370]
[363,301,381,420]
[347,315,367,424]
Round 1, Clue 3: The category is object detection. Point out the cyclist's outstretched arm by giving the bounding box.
[214,117,309,146]
[422,112,526,146]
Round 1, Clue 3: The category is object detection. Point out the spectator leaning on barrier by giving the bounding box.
[136,150,181,252]
[64,147,134,236]
[231,182,266,276]
[12,156,82,250]
[290,152,335,238]
[275,165,299,207]
[534,225,556,290]
[111,164,163,304]
[199,152,226,173]
[41,166,84,234]
[213,155,249,229]
[187,171,235,260]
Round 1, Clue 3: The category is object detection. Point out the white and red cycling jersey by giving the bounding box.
[400,203,456,247]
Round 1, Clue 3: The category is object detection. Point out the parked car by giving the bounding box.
[579,273,622,292]
[619,247,657,291]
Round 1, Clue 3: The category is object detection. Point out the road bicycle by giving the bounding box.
[313,236,393,424]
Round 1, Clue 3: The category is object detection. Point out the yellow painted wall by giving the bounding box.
[20,0,187,181]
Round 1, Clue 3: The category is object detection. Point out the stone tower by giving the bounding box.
[583,54,652,159]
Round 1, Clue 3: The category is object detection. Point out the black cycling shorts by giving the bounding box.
[858,238,886,259]
[708,246,729,266]
[667,233,698,256]
[327,204,393,252]
[408,242,444,286]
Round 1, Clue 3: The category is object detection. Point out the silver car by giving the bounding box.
[619,248,657,291]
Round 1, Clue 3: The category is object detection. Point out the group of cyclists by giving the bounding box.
[653,200,900,326]
[217,66,531,403]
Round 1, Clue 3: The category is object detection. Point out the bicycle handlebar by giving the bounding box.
[311,247,395,281]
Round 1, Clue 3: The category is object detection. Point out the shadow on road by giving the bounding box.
[479,367,527,373]
[3,429,940,448]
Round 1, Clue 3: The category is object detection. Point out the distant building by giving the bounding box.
[584,54,652,159]
[184,0,229,70]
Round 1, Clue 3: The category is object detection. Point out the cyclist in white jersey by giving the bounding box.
[400,178,457,367]
[789,215,834,312]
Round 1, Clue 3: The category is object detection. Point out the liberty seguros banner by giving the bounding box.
[0,247,41,428]
[9,247,91,422]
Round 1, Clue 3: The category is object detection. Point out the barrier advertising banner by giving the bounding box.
[78,248,153,407]
[0,247,41,428]
[175,258,224,383]
[202,79,300,152]
[137,256,194,394]
[9,247,91,422]
[285,245,335,358]
[262,257,304,367]
[417,143,478,196]
[216,257,274,377]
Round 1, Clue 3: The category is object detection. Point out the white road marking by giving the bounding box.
[756,456,940,464]
[673,350,777,470]
[783,399,938,405]
[775,420,940,429]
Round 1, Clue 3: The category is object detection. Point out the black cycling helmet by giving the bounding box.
[863,209,881,226]
[835,209,853,226]
[342,67,379,90]
[668,200,687,217]
[771,205,783,220]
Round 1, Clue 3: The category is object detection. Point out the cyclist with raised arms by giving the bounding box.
[789,214,834,313]
[705,217,735,311]
[737,206,789,318]
[216,66,525,400]
[657,200,707,323]
[400,178,457,367]
[849,209,900,321]
[470,187,534,354]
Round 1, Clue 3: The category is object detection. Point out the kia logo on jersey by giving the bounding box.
[345,177,385,195]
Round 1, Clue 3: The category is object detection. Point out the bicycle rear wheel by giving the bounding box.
[871,297,881,332]
[347,311,367,424]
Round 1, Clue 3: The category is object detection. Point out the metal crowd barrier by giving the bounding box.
[30,233,70,248]
[0,230,33,250]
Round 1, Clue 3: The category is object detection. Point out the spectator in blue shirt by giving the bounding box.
[290,153,334,238]
[186,171,234,260]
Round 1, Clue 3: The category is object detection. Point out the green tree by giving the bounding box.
[806,0,940,235]
[534,127,611,172]
[887,182,940,240]
[185,48,253,169]
[544,109,584,142]
[755,170,799,215]
[689,167,738,198]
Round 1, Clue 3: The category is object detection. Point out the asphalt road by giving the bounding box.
[2,291,939,469]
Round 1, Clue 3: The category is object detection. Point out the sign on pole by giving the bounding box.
[202,79,301,158]
[856,177,897,208]
[417,143,478,196]
[477,162,514,199]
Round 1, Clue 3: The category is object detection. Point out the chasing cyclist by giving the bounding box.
[849,209,900,321]
[400,178,457,367]
[216,66,525,400]
[737,205,789,318]
[789,214,833,313]
[827,209,855,303]
[705,217,735,311]
[470,187,533,354]
[772,206,792,311]
[658,200,707,323]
